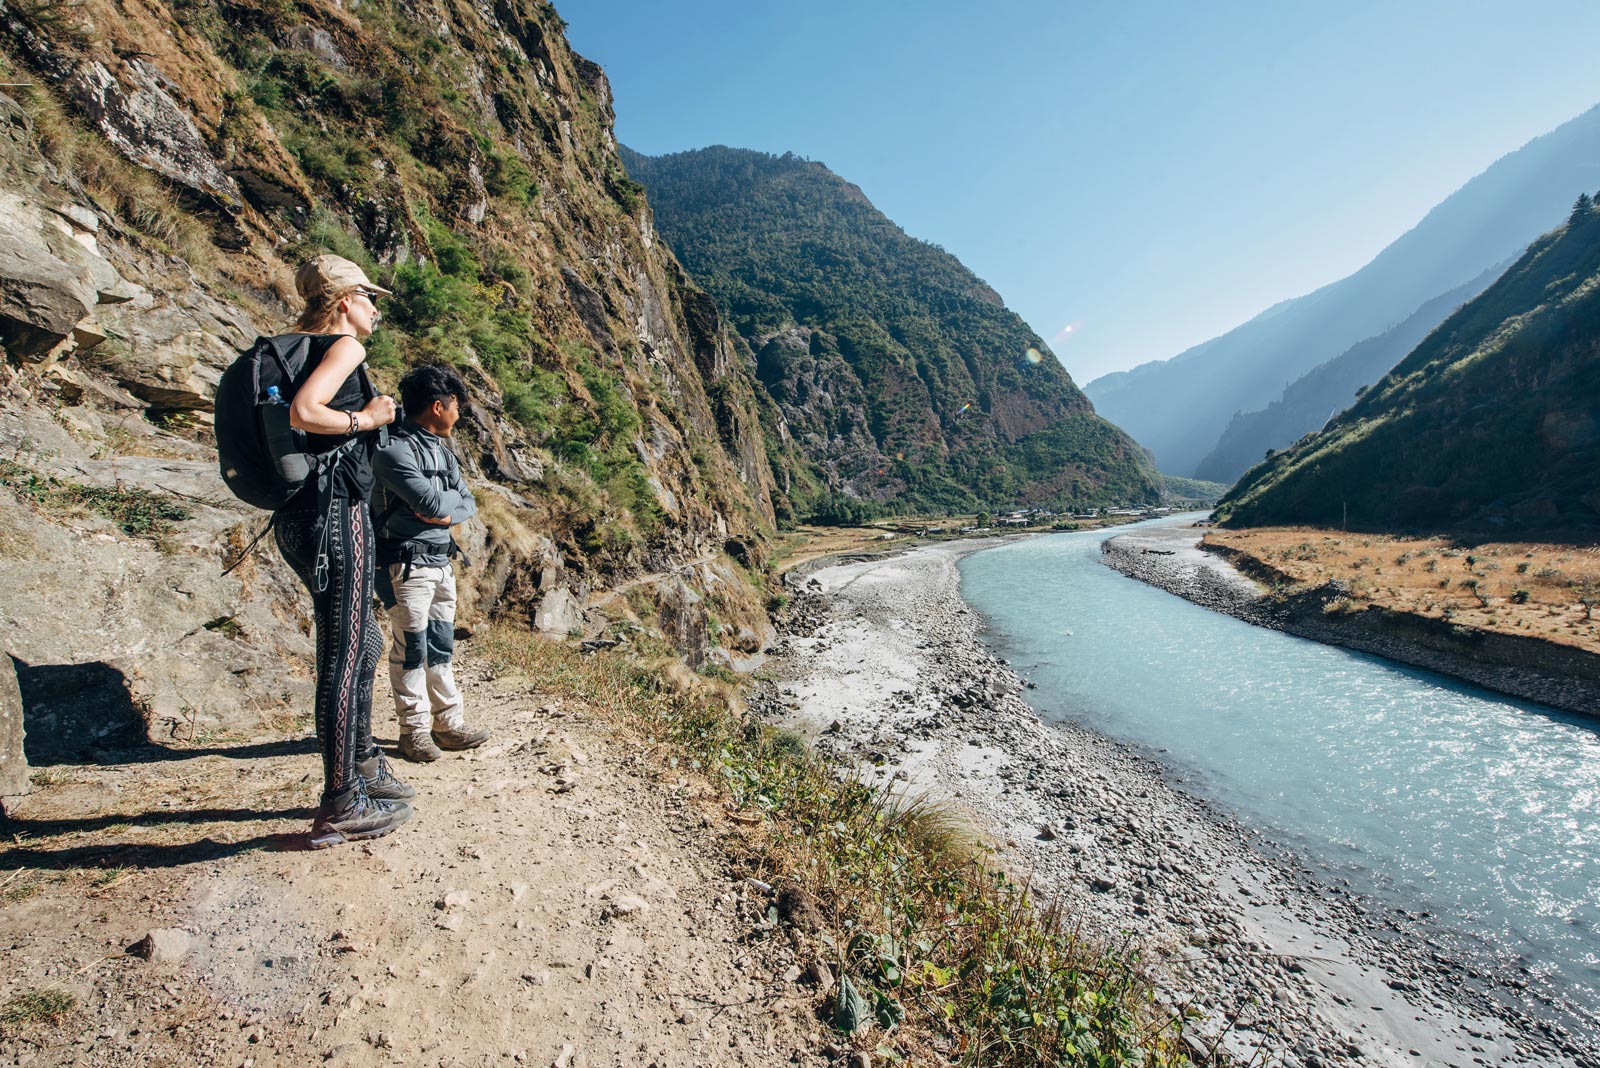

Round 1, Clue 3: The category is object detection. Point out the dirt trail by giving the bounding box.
[1,659,825,1067]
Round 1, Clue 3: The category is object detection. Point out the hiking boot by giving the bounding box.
[357,750,416,801]
[433,724,491,751]
[399,730,443,763]
[308,782,411,849]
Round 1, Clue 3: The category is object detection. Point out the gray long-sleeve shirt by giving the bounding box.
[372,420,476,563]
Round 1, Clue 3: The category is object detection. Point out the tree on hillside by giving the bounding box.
[1573,192,1593,220]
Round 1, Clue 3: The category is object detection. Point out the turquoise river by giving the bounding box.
[957,517,1600,1037]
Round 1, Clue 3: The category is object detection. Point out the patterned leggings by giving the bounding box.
[275,501,383,800]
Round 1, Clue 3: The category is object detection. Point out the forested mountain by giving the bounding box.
[1087,103,1600,477]
[1193,263,1508,483]
[1215,199,1600,535]
[622,146,1162,515]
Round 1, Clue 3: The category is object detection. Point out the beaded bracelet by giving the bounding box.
[347,410,360,435]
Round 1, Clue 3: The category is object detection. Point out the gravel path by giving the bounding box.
[757,540,1588,1068]
[0,661,828,1068]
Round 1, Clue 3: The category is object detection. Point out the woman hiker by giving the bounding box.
[277,254,416,847]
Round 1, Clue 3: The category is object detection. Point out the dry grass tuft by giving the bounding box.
[0,988,76,1033]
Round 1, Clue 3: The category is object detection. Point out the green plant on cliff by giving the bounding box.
[0,460,190,541]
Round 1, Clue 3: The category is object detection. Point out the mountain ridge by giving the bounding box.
[1087,102,1600,476]
[1215,200,1600,535]
[1193,260,1511,483]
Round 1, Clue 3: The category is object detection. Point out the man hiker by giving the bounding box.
[372,364,491,762]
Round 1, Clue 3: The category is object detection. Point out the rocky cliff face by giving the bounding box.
[0,0,780,761]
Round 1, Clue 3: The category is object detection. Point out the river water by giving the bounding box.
[957,518,1600,1034]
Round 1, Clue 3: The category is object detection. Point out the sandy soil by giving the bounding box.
[757,540,1589,1068]
[0,661,830,1068]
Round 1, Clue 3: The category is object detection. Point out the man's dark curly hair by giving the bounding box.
[399,364,469,419]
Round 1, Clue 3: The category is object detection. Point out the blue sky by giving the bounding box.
[561,1,1600,385]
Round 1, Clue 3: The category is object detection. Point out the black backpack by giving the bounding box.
[215,333,383,588]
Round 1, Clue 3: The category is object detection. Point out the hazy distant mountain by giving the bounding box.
[1087,103,1600,477]
[1215,200,1600,536]
[624,145,1162,515]
[1193,263,1508,483]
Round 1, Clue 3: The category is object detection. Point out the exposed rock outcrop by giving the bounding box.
[0,653,26,801]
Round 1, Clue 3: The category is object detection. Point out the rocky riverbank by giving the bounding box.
[1101,525,1600,719]
[755,539,1588,1068]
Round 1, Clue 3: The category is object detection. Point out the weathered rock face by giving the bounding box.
[0,652,27,800]
[656,578,708,668]
[533,587,583,637]
[0,406,315,754]
[66,59,243,223]
[754,328,884,493]
[0,186,130,363]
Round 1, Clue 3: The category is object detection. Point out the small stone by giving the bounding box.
[553,1044,576,1068]
[437,890,472,910]
[607,895,648,920]
[435,914,463,932]
[781,965,802,983]
[808,959,835,992]
[679,1010,701,1026]
[133,929,191,962]
[1037,822,1060,841]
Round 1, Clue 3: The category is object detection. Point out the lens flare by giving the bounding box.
[1024,348,1043,365]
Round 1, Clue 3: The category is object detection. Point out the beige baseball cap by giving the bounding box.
[295,254,393,300]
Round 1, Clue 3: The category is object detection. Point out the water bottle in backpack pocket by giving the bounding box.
[260,384,315,488]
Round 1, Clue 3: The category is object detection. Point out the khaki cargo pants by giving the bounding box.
[381,562,465,735]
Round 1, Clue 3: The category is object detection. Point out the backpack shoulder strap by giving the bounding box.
[353,358,389,449]
[263,334,313,389]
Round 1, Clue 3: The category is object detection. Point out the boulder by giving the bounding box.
[284,25,347,69]
[82,287,256,411]
[655,577,707,667]
[0,190,124,361]
[133,928,191,962]
[0,652,27,800]
[532,587,582,637]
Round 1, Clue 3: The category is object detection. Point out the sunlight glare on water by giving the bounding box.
[958,521,1600,1010]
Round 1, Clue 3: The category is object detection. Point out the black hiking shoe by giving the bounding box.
[308,782,411,849]
[357,750,416,801]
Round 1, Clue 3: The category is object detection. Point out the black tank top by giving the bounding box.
[281,334,376,511]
